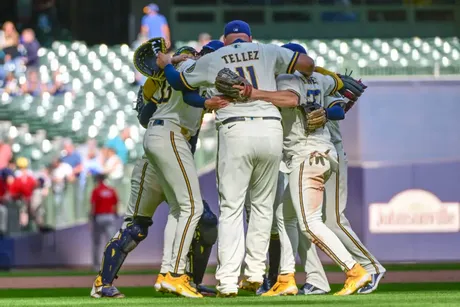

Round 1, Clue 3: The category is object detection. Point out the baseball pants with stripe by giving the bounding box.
[144,124,204,275]
[286,150,358,273]
[302,143,385,283]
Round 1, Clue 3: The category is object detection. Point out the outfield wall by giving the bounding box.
[1,78,459,267]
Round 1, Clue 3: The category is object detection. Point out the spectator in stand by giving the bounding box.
[103,146,123,188]
[47,70,70,95]
[20,28,40,70]
[21,69,44,96]
[90,174,118,271]
[61,138,83,176]
[105,128,129,165]
[9,157,37,228]
[0,160,15,237]
[141,3,170,48]
[30,167,51,230]
[196,33,211,52]
[0,138,12,169]
[3,71,21,96]
[50,157,74,227]
[10,157,36,201]
[0,22,19,50]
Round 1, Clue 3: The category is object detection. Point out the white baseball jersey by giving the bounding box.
[179,42,300,121]
[276,72,338,173]
[150,59,202,136]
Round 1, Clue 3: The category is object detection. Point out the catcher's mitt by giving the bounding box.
[215,68,252,102]
[133,86,145,118]
[301,102,327,133]
[133,37,167,81]
[338,70,367,102]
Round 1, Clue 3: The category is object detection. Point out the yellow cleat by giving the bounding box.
[160,272,203,298]
[154,273,170,293]
[261,273,298,297]
[334,264,371,296]
[239,279,262,293]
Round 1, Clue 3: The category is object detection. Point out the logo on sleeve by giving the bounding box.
[186,63,196,73]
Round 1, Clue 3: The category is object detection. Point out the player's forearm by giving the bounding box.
[326,104,345,120]
[164,64,187,91]
[251,89,298,107]
[314,67,344,93]
[294,54,315,77]
[182,90,205,108]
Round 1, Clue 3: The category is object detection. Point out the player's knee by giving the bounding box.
[118,216,152,253]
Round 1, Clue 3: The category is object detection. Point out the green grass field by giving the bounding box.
[0,283,458,307]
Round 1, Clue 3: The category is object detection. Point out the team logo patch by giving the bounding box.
[186,63,196,73]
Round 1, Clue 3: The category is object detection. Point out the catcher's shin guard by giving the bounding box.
[187,200,217,285]
[99,216,152,285]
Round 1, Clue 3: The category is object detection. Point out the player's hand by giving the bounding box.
[232,84,254,101]
[156,52,171,69]
[204,96,230,110]
[171,54,191,65]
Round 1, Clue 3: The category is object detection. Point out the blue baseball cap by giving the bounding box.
[224,20,251,37]
[282,43,307,55]
[203,40,224,51]
[147,3,159,12]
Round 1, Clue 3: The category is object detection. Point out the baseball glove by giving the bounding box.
[215,68,252,102]
[301,102,327,133]
[338,70,367,102]
[133,37,167,81]
[133,86,145,121]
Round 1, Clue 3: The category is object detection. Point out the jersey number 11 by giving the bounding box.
[235,66,259,89]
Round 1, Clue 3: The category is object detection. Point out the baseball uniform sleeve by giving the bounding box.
[314,72,339,96]
[266,44,300,75]
[325,93,346,109]
[276,74,306,106]
[180,55,214,90]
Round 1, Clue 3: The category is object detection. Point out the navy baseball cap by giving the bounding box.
[224,20,251,37]
[282,43,307,54]
[203,40,224,51]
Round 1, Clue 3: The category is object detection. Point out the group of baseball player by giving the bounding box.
[90,19,386,299]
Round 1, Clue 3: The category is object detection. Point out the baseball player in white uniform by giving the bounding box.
[91,44,228,299]
[156,20,318,296]
[300,95,386,295]
[263,43,371,296]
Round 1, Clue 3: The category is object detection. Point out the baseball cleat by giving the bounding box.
[256,275,275,296]
[90,275,125,298]
[357,272,385,294]
[298,283,329,295]
[261,273,298,297]
[217,291,238,298]
[239,279,262,293]
[161,272,203,298]
[154,273,169,293]
[334,264,371,296]
[196,284,217,296]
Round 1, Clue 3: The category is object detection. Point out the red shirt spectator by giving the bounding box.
[91,179,118,215]
[9,169,36,200]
